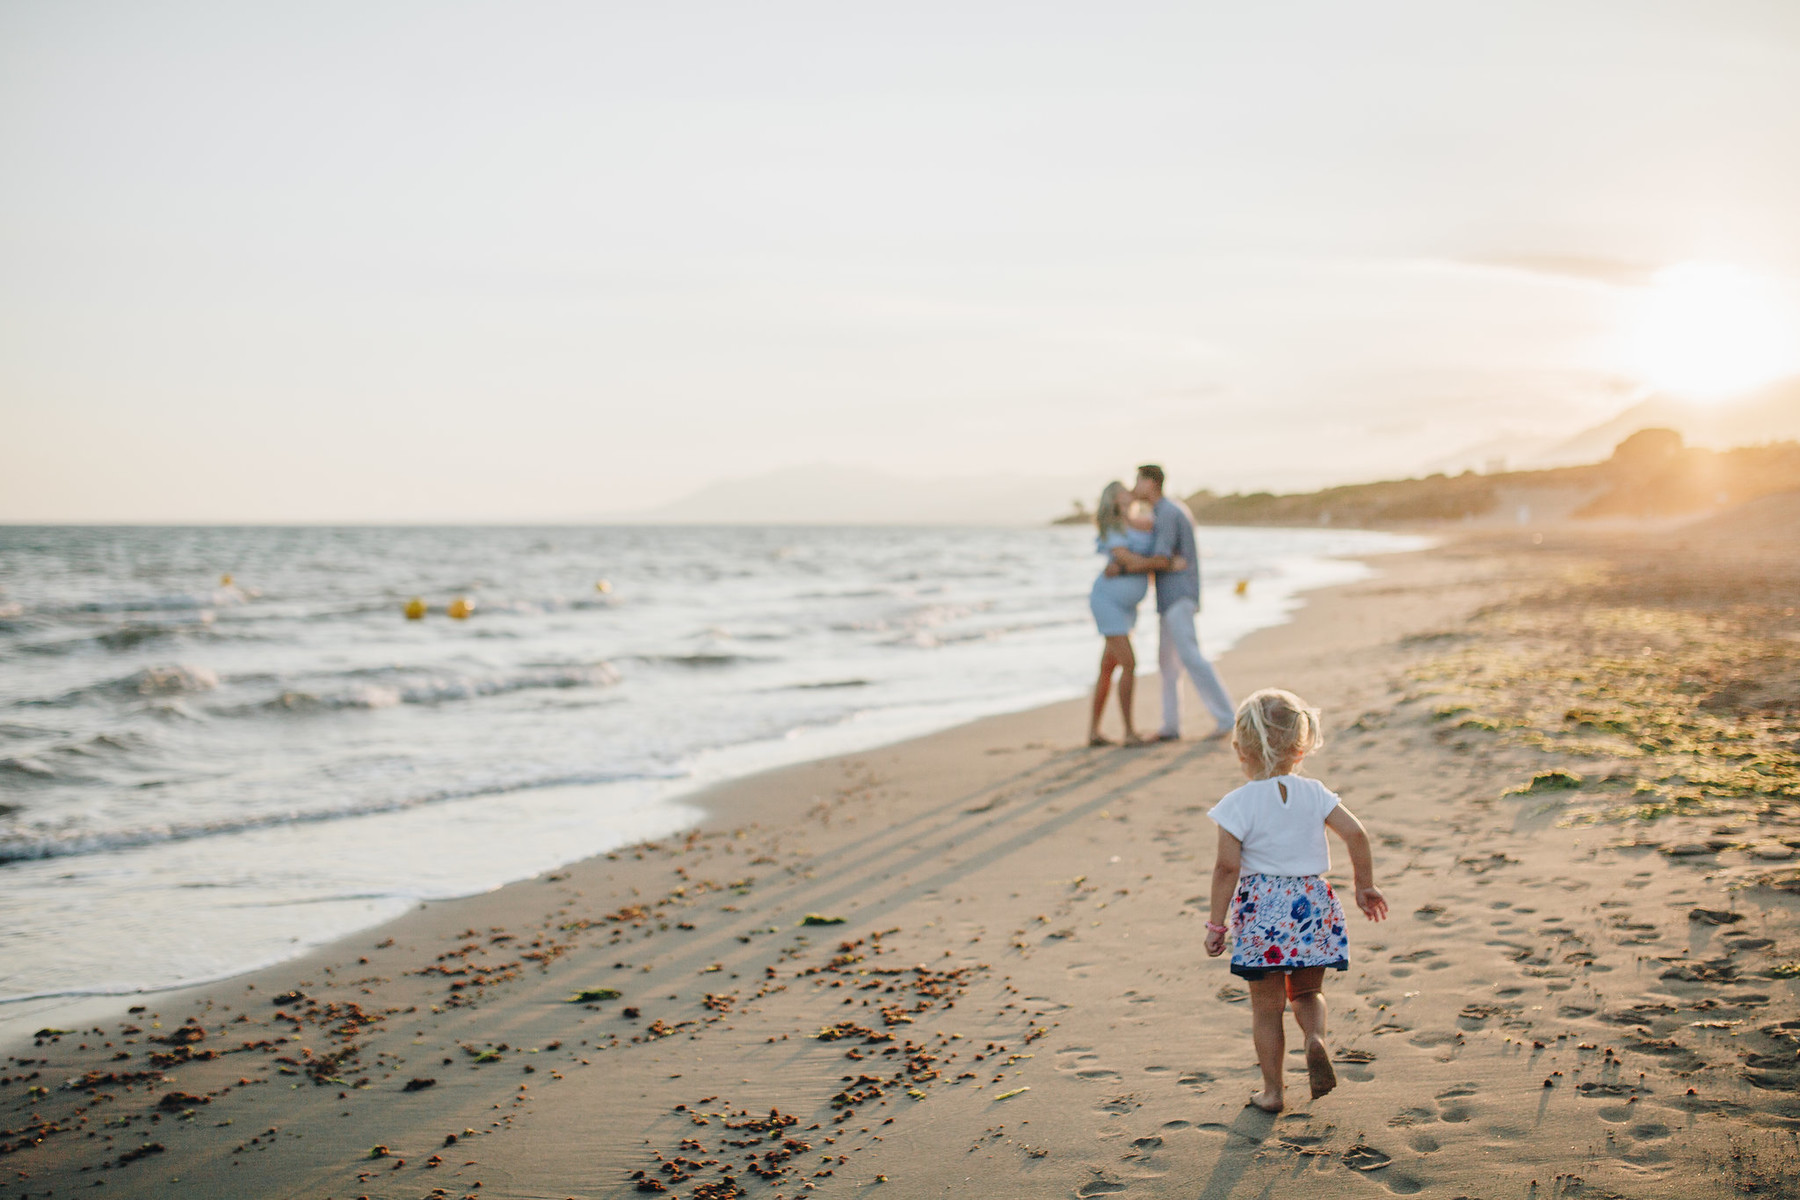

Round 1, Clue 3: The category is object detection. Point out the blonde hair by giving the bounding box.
[1232,688,1324,778]
[1095,481,1130,537]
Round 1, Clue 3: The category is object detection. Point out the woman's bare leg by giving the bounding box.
[1246,975,1288,1111]
[1088,642,1119,744]
[1285,967,1334,1098]
[1108,636,1144,742]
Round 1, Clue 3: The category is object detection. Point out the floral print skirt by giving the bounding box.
[1228,872,1349,981]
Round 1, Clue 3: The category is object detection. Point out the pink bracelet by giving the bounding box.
[1205,921,1228,934]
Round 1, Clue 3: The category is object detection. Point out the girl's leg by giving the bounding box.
[1088,642,1119,744]
[1284,967,1334,1098]
[1246,975,1289,1111]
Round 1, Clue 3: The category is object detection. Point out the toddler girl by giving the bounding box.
[1204,688,1387,1112]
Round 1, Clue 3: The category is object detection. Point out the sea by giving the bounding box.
[0,523,1423,1040]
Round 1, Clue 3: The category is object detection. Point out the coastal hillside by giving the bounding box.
[1144,429,1800,528]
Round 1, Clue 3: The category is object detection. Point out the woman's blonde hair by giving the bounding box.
[1095,481,1130,536]
[1232,688,1324,778]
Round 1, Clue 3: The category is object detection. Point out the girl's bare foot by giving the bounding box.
[1087,733,1115,747]
[1123,731,1160,747]
[1246,1089,1283,1113]
[1306,1038,1337,1100]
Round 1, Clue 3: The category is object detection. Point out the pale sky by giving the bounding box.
[4,0,1800,521]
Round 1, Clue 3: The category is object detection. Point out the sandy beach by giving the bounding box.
[7,524,1800,1200]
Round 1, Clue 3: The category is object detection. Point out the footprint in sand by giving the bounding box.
[1342,1144,1392,1170]
[1407,1132,1440,1153]
[1076,1183,1127,1197]
[1334,1047,1376,1082]
[1175,1071,1214,1089]
[1057,1046,1121,1081]
[1341,1145,1425,1194]
[1434,1084,1477,1122]
[1130,1135,1163,1151]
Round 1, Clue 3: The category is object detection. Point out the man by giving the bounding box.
[1104,464,1234,740]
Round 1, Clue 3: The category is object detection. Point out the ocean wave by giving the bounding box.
[124,664,220,695]
[0,756,59,783]
[22,664,222,707]
[17,619,216,656]
[0,763,684,865]
[45,588,246,616]
[0,721,67,743]
[261,663,621,712]
[50,731,153,759]
[634,652,758,668]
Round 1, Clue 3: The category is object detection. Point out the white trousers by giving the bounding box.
[1158,598,1234,736]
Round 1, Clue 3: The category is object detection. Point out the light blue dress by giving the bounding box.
[1088,527,1153,636]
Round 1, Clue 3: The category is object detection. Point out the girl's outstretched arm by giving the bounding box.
[1206,832,1243,957]
[1324,805,1388,922]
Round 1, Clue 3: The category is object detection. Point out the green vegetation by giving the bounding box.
[1412,579,1799,827]
[1178,430,1800,527]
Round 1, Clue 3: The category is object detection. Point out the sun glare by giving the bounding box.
[1618,261,1800,402]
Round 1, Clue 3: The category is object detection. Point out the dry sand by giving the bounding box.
[6,529,1800,1199]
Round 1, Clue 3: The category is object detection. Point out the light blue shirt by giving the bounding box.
[1149,497,1201,613]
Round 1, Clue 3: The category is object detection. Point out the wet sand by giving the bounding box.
[6,525,1799,1199]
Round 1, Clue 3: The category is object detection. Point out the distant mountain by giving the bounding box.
[1423,375,1800,476]
[1535,377,1800,466]
[608,464,1102,526]
[1419,430,1561,477]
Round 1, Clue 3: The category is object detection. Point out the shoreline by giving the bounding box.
[10,530,1797,1198]
[0,534,1415,1045]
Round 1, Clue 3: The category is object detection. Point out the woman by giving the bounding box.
[1086,480,1181,746]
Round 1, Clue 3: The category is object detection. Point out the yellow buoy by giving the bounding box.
[447,596,473,620]
[594,579,611,594]
[1234,578,1249,596]
[403,597,427,620]
[220,573,234,587]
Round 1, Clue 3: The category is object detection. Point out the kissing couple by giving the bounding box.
[1086,463,1234,747]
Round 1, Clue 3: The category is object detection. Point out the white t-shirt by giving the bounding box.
[1207,775,1339,877]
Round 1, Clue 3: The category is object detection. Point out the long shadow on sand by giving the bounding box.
[1193,1106,1277,1200]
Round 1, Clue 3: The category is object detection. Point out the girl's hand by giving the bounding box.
[1356,885,1388,922]
[1204,927,1227,957]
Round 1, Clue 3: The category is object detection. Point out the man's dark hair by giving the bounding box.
[1136,464,1165,489]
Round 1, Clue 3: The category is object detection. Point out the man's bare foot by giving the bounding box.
[1246,1089,1283,1113]
[1087,734,1115,747]
[1123,732,1160,747]
[1306,1038,1337,1100]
